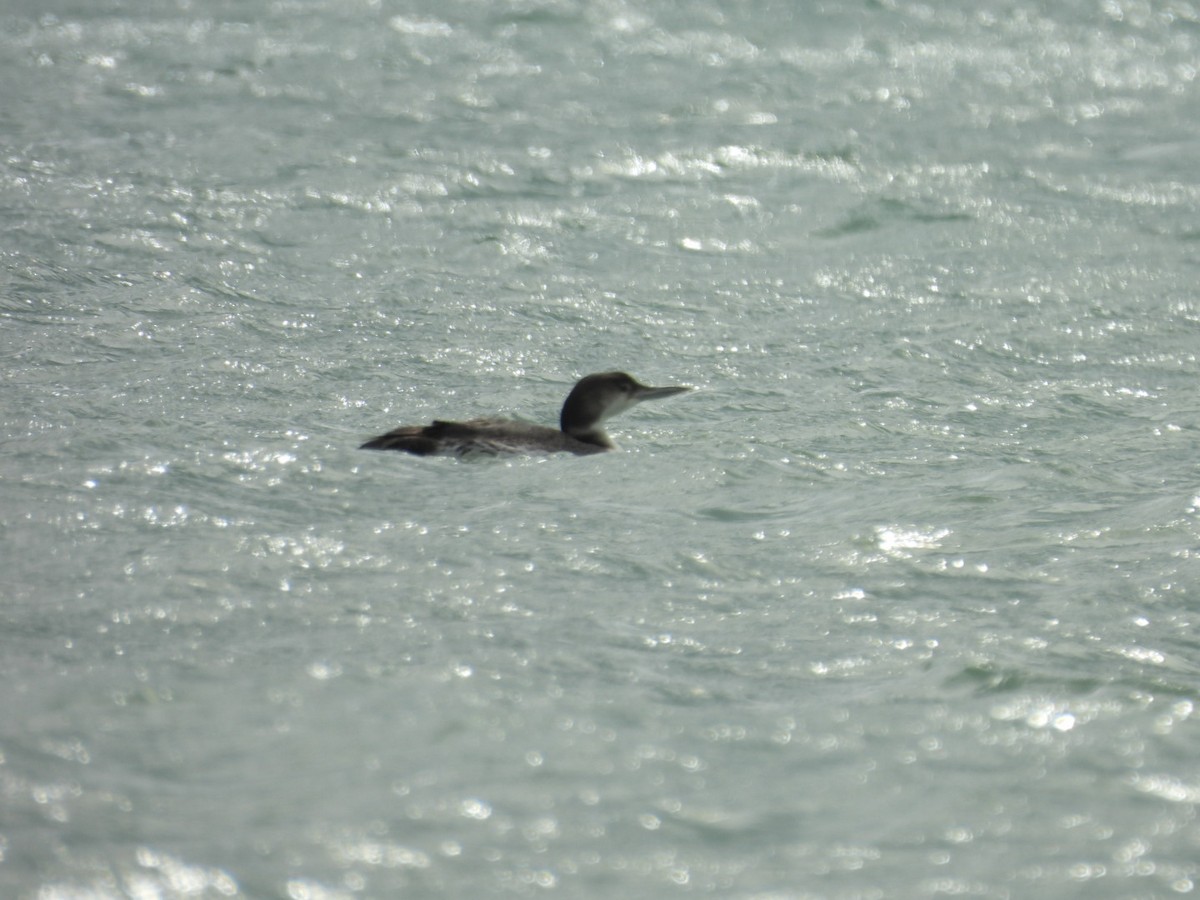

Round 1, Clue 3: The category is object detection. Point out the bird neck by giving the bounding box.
[562,425,614,449]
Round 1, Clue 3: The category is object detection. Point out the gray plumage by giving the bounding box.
[360,372,691,457]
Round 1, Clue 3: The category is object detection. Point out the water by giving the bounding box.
[3,0,1200,896]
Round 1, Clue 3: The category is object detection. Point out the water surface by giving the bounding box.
[3,0,1200,897]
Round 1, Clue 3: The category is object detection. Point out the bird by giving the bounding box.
[360,371,691,457]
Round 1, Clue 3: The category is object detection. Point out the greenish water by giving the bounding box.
[3,1,1199,897]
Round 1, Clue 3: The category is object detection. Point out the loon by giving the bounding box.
[360,371,691,457]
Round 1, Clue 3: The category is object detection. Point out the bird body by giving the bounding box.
[360,372,690,457]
